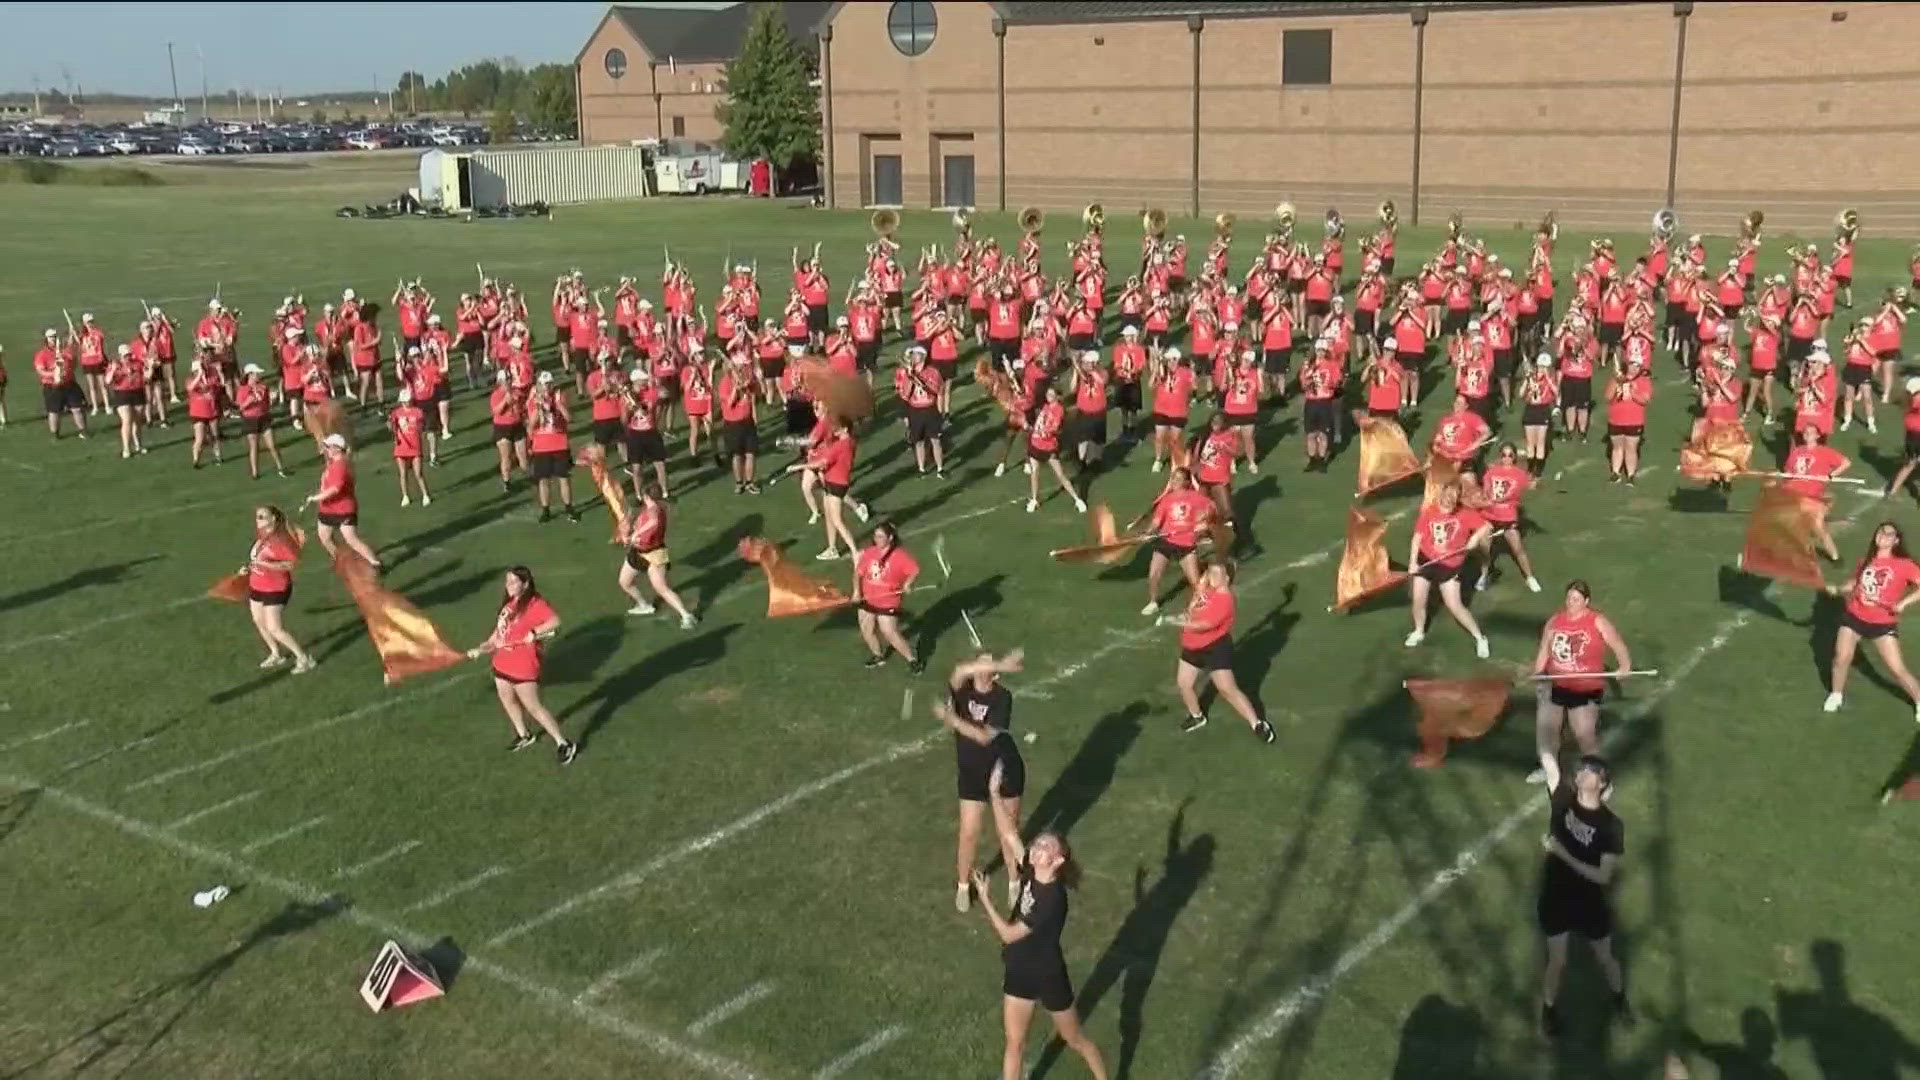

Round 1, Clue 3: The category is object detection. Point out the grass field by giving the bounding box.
[2,153,1919,1080]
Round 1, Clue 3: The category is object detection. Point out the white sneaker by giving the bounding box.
[400,495,412,507]
[1526,576,1541,593]
[955,880,971,913]
[679,613,698,630]
[1404,630,1425,648]
[1823,691,1843,713]
[1868,416,1879,434]
[853,500,871,523]
[815,548,841,561]
[422,495,432,506]
[1475,635,1490,659]
[1841,416,1853,431]
[1025,498,1038,513]
[1140,601,1159,616]
[1151,459,1163,473]
[994,462,1006,477]
[626,602,657,616]
[291,657,315,675]
[1247,459,1259,473]
[806,511,820,525]
[1072,497,1088,514]
[259,654,288,670]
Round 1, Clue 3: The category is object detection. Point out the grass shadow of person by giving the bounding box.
[0,555,164,615]
[915,574,1006,660]
[1718,564,1798,627]
[1232,583,1300,721]
[1676,1006,1791,1080]
[1806,588,1910,702]
[563,622,741,747]
[542,613,634,688]
[1012,700,1150,856]
[1388,994,1491,1079]
[679,512,765,607]
[1030,802,1215,1080]
[1668,486,1738,514]
[1774,939,1920,1079]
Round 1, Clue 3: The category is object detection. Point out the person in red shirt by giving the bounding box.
[1190,412,1241,529]
[185,351,226,468]
[1430,396,1491,469]
[1066,350,1110,476]
[1407,482,1493,657]
[487,368,529,492]
[1518,354,1561,474]
[621,367,671,498]
[33,328,88,439]
[1824,521,1920,720]
[239,505,314,673]
[1531,580,1632,790]
[718,356,761,493]
[1219,351,1262,473]
[1470,444,1542,593]
[1603,357,1652,484]
[526,373,581,522]
[1298,342,1342,472]
[1141,467,1212,615]
[616,483,698,629]
[853,521,923,672]
[1025,384,1088,515]
[1781,426,1848,561]
[1838,317,1880,434]
[389,388,432,507]
[1169,559,1274,741]
[235,364,286,479]
[105,344,148,459]
[1148,348,1194,473]
[779,411,870,559]
[304,434,382,568]
[896,347,948,479]
[467,566,577,763]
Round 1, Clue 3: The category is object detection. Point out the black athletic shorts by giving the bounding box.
[1523,403,1554,427]
[806,304,829,333]
[626,429,667,464]
[318,511,358,528]
[1549,685,1604,709]
[593,418,623,446]
[248,586,292,607]
[110,388,144,409]
[822,480,849,498]
[1538,880,1612,940]
[1843,365,1873,388]
[1843,610,1897,640]
[1417,560,1463,583]
[884,290,904,310]
[624,547,667,572]
[1442,309,1470,335]
[1598,324,1623,347]
[1304,398,1336,435]
[725,420,759,456]
[1468,395,1496,422]
[1179,635,1234,673]
[1027,445,1057,463]
[567,346,592,370]
[1355,310,1377,336]
[1073,410,1107,446]
[906,407,942,444]
[1262,345,1293,375]
[855,340,880,371]
[1068,332,1097,352]
[1151,412,1186,430]
[1003,957,1074,1012]
[43,384,85,413]
[531,449,571,480]
[494,422,527,443]
[1561,377,1592,409]
[1905,431,1920,462]
[1115,381,1142,412]
[858,600,902,618]
[242,415,271,436]
[1607,423,1643,439]
[957,740,1026,802]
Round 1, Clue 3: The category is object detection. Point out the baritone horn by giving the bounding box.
[1538,210,1559,242]
[1142,206,1168,238]
[1741,210,1765,240]
[1083,203,1106,233]
[1017,206,1044,235]
[1835,207,1860,239]
[1324,207,1344,237]
[1273,201,1296,232]
[870,208,899,238]
[1213,211,1235,239]
[1652,207,1677,239]
[1377,199,1397,230]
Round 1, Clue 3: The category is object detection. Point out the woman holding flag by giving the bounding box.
[469,565,578,764]
[1782,425,1849,562]
[854,520,925,672]
[1407,481,1493,657]
[1530,580,1631,791]
[1141,467,1213,617]
[242,505,314,673]
[1823,522,1920,719]
[617,483,699,629]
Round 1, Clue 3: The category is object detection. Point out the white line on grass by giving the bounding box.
[1192,503,1873,1078]
[812,1024,908,1079]
[3,459,44,473]
[334,838,424,879]
[686,981,778,1037]
[165,789,262,831]
[0,495,243,549]
[125,673,471,792]
[403,865,510,913]
[0,720,92,754]
[487,509,1410,948]
[0,775,767,1080]
[236,814,329,855]
[577,948,668,1003]
[0,596,203,654]
[55,731,162,774]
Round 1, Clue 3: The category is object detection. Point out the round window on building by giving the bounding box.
[887,1,938,57]
[604,47,628,80]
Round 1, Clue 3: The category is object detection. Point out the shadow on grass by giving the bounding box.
[562,622,741,747]
[1020,700,1150,846]
[0,787,37,846]
[681,512,765,607]
[1388,995,1490,1079]
[0,555,163,615]
[915,573,1006,660]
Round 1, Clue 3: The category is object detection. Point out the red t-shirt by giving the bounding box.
[627,501,666,551]
[318,458,356,515]
[1194,429,1239,485]
[528,395,569,454]
[390,405,425,459]
[1782,444,1845,498]
[1431,411,1490,461]
[1151,367,1194,420]
[490,596,558,681]
[1481,463,1530,524]
[1415,505,1485,568]
[1606,373,1652,426]
[855,544,919,611]
[1180,586,1234,650]
[246,531,300,592]
[1542,608,1608,694]
[1151,488,1212,548]
[490,386,522,425]
[719,371,757,423]
[1029,401,1065,452]
[1847,555,1920,626]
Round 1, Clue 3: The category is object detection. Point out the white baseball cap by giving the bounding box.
[242,362,264,375]
[1163,347,1183,360]
[343,288,357,301]
[1121,325,1140,336]
[322,433,348,449]
[285,327,301,340]
[397,388,413,403]
[537,370,555,384]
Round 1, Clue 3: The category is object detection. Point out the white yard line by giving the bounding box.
[0,596,203,654]
[0,719,92,754]
[0,775,766,1080]
[577,947,668,1004]
[486,512,1405,948]
[236,814,329,855]
[685,980,778,1037]
[165,789,262,831]
[402,865,509,913]
[1193,502,1873,1078]
[125,673,471,793]
[4,459,44,473]
[0,495,244,549]
[812,1024,907,1079]
[55,731,163,774]
[334,838,424,879]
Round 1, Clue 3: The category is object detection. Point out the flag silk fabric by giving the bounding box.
[975,358,1026,429]
[1737,482,1825,591]
[1050,502,1153,565]
[575,445,631,544]
[1423,454,1461,507]
[1332,507,1407,612]
[304,400,349,447]
[333,550,465,684]
[1356,417,1422,497]
[1679,420,1753,481]
[1406,676,1510,767]
[793,357,875,424]
[738,536,854,617]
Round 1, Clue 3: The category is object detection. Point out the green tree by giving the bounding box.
[716,3,820,187]
[489,104,515,145]
[395,71,427,114]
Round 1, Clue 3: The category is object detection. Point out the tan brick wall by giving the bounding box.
[577,18,727,146]
[818,0,1920,233]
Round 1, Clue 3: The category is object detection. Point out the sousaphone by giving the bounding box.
[870,208,899,238]
[1142,206,1168,239]
[1018,206,1045,236]
[1083,203,1106,234]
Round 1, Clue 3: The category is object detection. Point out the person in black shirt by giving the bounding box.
[939,650,1028,913]
[972,832,1110,1080]
[1537,755,1629,1037]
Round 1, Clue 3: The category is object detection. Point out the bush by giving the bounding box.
[0,160,164,187]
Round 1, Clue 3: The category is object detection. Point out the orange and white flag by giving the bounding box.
[1736,482,1825,591]
[1356,417,1422,497]
[1406,676,1510,767]
[738,536,853,617]
[334,550,465,684]
[575,445,631,544]
[1679,420,1753,481]
[1332,506,1407,612]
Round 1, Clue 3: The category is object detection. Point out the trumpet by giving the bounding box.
[1213,211,1235,239]
[1740,209,1764,240]
[1083,203,1106,233]
[870,208,899,238]
[1835,207,1860,239]
[1142,206,1168,238]
[1377,199,1397,230]
[1018,206,1045,235]
[1274,201,1296,233]
[1324,208,1343,238]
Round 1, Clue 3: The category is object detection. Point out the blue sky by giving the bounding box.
[0,2,733,98]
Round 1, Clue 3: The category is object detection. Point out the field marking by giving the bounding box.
[236,814,329,855]
[0,596,204,654]
[0,774,767,1080]
[686,980,778,1037]
[4,459,45,473]
[124,674,471,793]
[402,865,510,913]
[812,1024,907,1079]
[165,789,262,831]
[0,495,245,549]
[56,731,162,774]
[334,838,424,879]
[485,511,1404,949]
[577,947,668,1004]
[1193,503,1873,1078]
[0,720,92,754]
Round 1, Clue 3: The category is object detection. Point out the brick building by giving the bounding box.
[813,1,1920,232]
[575,2,830,146]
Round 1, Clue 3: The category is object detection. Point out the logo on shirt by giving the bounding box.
[1018,882,1034,917]
[1859,564,1893,603]
[966,701,989,721]
[1561,807,1597,848]
[1426,519,1459,549]
[1548,630,1589,669]
[1440,419,1464,444]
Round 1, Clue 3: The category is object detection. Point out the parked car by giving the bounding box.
[107,135,141,154]
[176,136,214,155]
[345,131,383,151]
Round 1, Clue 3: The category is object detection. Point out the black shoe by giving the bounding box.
[908,656,927,674]
[567,507,582,523]
[1253,719,1275,744]
[1180,713,1209,734]
[1541,1002,1562,1039]
[863,654,887,668]
[744,482,761,495]
[1612,992,1635,1028]
[557,740,579,765]
[539,507,553,522]
[509,733,538,752]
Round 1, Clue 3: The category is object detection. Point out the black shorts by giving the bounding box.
[530,449,571,480]
[724,420,760,456]
[1303,398,1336,434]
[1262,345,1293,374]
[1537,297,1555,325]
[884,290,904,310]
[403,335,422,355]
[906,407,942,444]
[1835,273,1853,288]
[1355,310,1377,336]
[957,741,1026,801]
[1523,403,1555,427]
[858,600,902,618]
[1003,958,1074,1012]
[1380,256,1396,277]
[494,422,527,443]
[567,346,592,369]
[592,418,623,446]
[242,415,271,436]
[1442,309,1470,334]
[1538,882,1612,940]
[855,340,880,371]
[1073,410,1107,446]
[1027,444,1057,463]
[1152,537,1196,562]
[1843,610,1897,640]
[1561,377,1592,409]
[1549,685,1604,709]
[458,331,484,356]
[1395,348,1425,371]
[989,339,1018,364]
[1115,381,1142,412]
[1491,348,1515,380]
[1597,324,1623,347]
[1785,337,1813,365]
[1369,407,1399,420]
[625,428,667,463]
[1068,332,1098,352]
[1151,412,1187,431]
[1179,635,1234,673]
[1906,430,1920,462]
[1417,560,1463,583]
[432,383,452,405]
[806,304,829,333]
[1118,314,1143,334]
[1607,423,1643,439]
[318,510,358,528]
[108,388,143,409]
[624,547,668,572]
[248,586,292,607]
[43,384,85,413]
[1468,395,1496,422]
[1308,299,1334,319]
[492,669,536,686]
[786,333,810,349]
[822,480,850,498]
[1843,365,1873,388]
[1877,349,1902,365]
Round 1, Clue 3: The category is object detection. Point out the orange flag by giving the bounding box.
[792,356,876,423]
[1422,454,1460,507]
[575,445,631,544]
[1356,417,1422,497]
[1050,502,1151,565]
[1737,482,1826,590]
[1679,420,1753,481]
[208,525,306,603]
[976,358,1026,429]
[1406,676,1510,767]
[305,400,349,448]
[1332,506,1408,612]
[738,536,854,617]
[333,550,465,684]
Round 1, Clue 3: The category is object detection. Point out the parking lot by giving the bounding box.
[2,117,568,160]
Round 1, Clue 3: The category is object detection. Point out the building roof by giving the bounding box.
[612,2,833,63]
[817,0,1639,33]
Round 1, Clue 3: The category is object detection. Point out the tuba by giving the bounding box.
[1018,206,1045,236]
[1835,207,1860,240]
[870,208,899,238]
[951,207,973,238]
[1213,211,1235,239]
[1274,201,1296,233]
[1142,206,1168,238]
[1446,211,1463,242]
[1740,210,1764,240]
[1652,207,1677,240]
[1324,207,1344,238]
[1377,199,1397,230]
[1083,203,1106,233]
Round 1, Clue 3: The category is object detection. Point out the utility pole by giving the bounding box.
[166,42,181,107]
[197,44,208,120]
